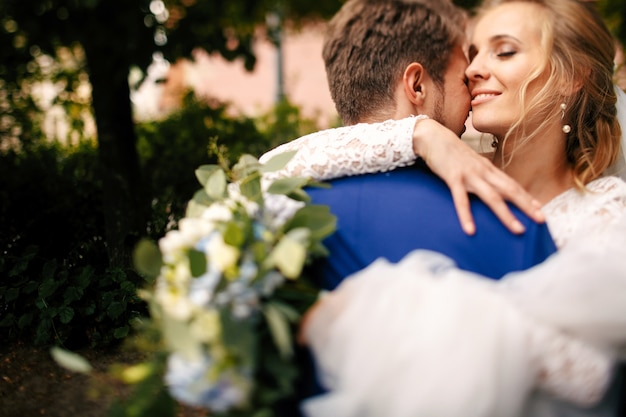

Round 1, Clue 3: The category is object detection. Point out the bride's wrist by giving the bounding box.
[412,117,437,161]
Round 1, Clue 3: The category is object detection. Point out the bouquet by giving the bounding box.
[130,150,337,415]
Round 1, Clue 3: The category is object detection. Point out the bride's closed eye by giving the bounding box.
[496,50,517,58]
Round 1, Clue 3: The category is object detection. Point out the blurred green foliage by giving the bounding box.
[0,93,322,348]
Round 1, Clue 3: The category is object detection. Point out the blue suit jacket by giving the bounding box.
[306,164,557,290]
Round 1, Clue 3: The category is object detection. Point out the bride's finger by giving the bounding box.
[449,183,475,235]
[470,182,526,234]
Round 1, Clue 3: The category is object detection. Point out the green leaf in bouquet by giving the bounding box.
[187,249,207,278]
[283,205,337,241]
[205,168,227,200]
[240,170,263,204]
[186,188,220,218]
[262,302,293,359]
[266,176,310,196]
[305,180,332,189]
[220,310,257,369]
[195,164,221,187]
[185,196,209,218]
[258,150,298,174]
[233,154,262,179]
[50,346,93,374]
[133,239,163,281]
[223,221,246,247]
[285,188,312,203]
[267,300,300,323]
[268,231,308,279]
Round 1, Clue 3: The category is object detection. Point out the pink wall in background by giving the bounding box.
[168,25,338,128]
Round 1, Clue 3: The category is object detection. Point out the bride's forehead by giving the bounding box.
[471,3,544,42]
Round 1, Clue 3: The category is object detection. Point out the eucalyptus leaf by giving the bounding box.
[283,205,337,241]
[266,176,310,196]
[50,347,93,374]
[132,239,163,280]
[263,302,293,359]
[190,188,215,207]
[206,169,227,200]
[286,188,312,203]
[186,198,210,218]
[220,310,257,368]
[188,249,207,278]
[240,171,263,204]
[259,150,298,174]
[195,164,221,187]
[223,221,246,247]
[233,154,262,179]
[269,300,301,323]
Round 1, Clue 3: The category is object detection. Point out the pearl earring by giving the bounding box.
[561,102,571,134]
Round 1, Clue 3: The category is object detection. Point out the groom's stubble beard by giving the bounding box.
[430,85,446,129]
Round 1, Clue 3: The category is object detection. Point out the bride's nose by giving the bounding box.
[466,55,489,81]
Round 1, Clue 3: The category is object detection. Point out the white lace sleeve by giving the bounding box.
[259,116,425,181]
[529,321,613,407]
[499,206,626,411]
[542,176,626,248]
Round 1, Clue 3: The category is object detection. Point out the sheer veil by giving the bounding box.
[605,86,626,180]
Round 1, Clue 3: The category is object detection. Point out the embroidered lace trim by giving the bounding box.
[259,116,422,181]
[543,176,626,248]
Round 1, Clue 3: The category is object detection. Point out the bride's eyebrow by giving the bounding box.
[489,34,522,44]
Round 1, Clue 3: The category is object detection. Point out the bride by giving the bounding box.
[260,0,626,416]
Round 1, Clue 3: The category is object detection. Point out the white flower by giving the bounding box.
[154,278,194,321]
[178,217,217,241]
[200,201,233,223]
[158,230,190,264]
[227,183,260,217]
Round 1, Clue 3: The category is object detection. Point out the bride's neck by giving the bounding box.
[492,138,576,206]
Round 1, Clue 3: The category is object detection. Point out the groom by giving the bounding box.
[300,0,557,290]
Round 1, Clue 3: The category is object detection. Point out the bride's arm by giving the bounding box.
[259,116,422,181]
[260,117,544,235]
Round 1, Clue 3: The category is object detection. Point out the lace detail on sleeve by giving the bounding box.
[543,176,626,248]
[529,323,613,407]
[259,116,425,181]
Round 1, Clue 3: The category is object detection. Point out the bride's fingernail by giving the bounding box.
[464,222,476,235]
[512,220,525,234]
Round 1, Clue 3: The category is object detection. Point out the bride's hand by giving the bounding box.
[412,119,545,235]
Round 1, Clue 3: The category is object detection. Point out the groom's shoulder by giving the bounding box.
[307,164,447,196]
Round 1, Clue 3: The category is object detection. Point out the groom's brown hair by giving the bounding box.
[323,0,466,125]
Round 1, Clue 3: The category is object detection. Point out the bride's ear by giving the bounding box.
[403,62,428,107]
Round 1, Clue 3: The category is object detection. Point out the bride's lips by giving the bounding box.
[470,90,501,106]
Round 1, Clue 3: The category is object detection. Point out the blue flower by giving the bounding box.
[165,352,250,412]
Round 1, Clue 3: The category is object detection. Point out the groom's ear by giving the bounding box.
[403,62,428,107]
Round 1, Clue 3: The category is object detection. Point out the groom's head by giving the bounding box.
[323,0,471,135]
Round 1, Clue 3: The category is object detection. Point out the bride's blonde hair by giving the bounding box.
[478,0,622,188]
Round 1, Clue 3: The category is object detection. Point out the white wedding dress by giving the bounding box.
[258,89,626,417]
